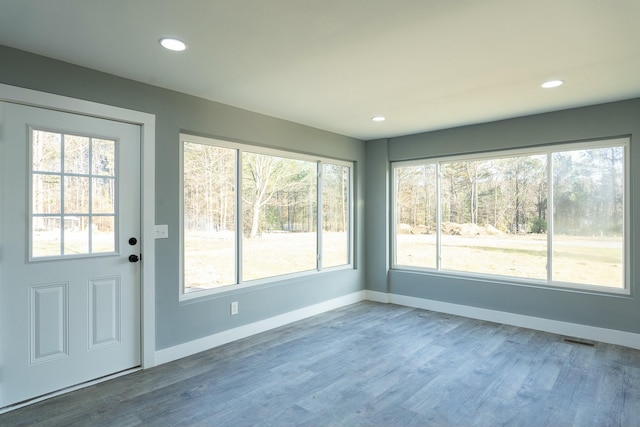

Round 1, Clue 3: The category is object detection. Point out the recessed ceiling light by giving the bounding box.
[541,80,564,89]
[159,37,187,52]
[371,116,386,122]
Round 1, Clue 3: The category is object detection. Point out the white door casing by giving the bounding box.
[0,84,155,410]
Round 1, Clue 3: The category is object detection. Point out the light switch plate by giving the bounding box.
[154,224,169,239]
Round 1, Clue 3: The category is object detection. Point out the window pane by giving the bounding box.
[32,130,61,172]
[183,142,237,291]
[552,147,624,288]
[33,174,61,214]
[92,139,116,176]
[64,134,90,174]
[63,216,89,255]
[64,176,90,214]
[242,152,317,281]
[92,216,115,253]
[394,164,437,268]
[439,156,547,279]
[322,163,350,268]
[92,177,115,214]
[32,217,61,257]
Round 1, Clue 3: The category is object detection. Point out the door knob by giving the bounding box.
[129,254,140,263]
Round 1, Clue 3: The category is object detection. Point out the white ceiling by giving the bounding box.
[1,0,639,140]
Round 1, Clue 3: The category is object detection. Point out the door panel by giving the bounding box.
[29,283,68,363]
[0,102,141,409]
[88,276,121,349]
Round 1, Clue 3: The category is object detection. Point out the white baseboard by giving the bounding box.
[155,290,367,365]
[365,289,391,303]
[367,291,640,350]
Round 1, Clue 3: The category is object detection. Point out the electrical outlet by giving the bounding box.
[231,301,238,315]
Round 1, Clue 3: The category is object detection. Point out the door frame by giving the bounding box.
[0,83,156,369]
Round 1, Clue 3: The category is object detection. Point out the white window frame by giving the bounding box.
[179,133,354,301]
[391,137,630,295]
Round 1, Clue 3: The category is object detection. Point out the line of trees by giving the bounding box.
[183,143,235,233]
[183,143,349,238]
[553,147,624,236]
[242,153,316,238]
[396,146,624,237]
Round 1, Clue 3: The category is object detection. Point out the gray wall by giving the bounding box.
[365,98,640,333]
[364,138,389,294]
[0,45,366,350]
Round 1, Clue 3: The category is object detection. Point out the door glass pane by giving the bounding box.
[552,147,624,288]
[92,139,116,176]
[31,130,118,259]
[32,130,61,172]
[92,177,115,214]
[395,164,437,269]
[32,217,61,258]
[64,135,90,174]
[33,174,61,214]
[92,216,116,253]
[322,163,350,268]
[64,176,90,214]
[64,216,89,255]
[242,152,317,281]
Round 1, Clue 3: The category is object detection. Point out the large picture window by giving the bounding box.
[181,134,353,298]
[392,138,628,292]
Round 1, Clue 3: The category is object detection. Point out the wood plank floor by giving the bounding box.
[2,301,639,426]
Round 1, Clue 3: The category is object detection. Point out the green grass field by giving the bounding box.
[184,231,348,291]
[396,233,623,288]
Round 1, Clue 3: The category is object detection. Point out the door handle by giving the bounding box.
[129,254,141,263]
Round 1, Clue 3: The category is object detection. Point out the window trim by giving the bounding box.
[391,137,630,296]
[179,133,354,301]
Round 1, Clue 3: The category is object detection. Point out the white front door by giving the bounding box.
[0,102,141,409]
